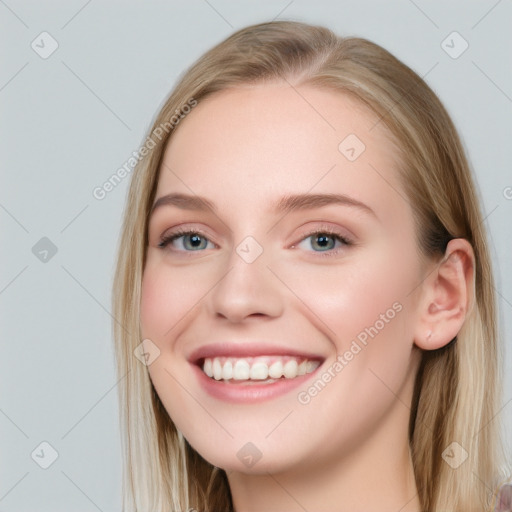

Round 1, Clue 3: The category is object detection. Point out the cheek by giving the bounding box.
[283,250,414,343]
[282,251,418,442]
[140,259,193,341]
[140,260,203,435]
[280,246,418,401]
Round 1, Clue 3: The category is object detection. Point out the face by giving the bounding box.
[140,83,426,474]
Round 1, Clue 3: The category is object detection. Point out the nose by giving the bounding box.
[207,240,285,323]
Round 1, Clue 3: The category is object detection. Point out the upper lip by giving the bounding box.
[188,342,326,365]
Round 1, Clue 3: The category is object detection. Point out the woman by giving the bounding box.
[112,20,510,511]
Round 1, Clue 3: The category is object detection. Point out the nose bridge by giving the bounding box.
[208,233,284,322]
[234,235,265,266]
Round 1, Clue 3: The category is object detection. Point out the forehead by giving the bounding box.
[156,83,409,224]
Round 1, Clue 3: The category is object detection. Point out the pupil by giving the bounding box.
[189,235,202,247]
[315,234,333,250]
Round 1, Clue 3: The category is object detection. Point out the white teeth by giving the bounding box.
[213,358,223,380]
[223,360,233,380]
[268,361,283,379]
[249,362,269,380]
[233,360,250,380]
[306,360,319,373]
[283,360,298,378]
[201,356,321,382]
[203,358,213,378]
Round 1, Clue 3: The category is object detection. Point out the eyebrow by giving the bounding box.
[150,192,377,218]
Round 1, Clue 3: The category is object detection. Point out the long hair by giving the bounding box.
[112,20,509,511]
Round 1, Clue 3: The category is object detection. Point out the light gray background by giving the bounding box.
[1,1,511,510]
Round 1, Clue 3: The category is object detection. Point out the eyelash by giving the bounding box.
[293,227,353,257]
[157,226,353,258]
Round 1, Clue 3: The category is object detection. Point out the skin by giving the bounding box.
[140,83,475,512]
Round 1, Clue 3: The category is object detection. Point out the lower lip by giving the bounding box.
[191,362,323,403]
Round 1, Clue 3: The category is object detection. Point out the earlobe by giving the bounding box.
[414,238,475,351]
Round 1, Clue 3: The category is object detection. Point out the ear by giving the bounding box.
[414,238,476,350]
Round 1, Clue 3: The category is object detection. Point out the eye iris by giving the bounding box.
[185,234,206,250]
[312,234,334,251]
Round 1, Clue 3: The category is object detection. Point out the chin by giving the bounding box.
[191,439,303,476]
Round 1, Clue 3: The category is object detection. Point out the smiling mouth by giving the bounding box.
[198,355,322,383]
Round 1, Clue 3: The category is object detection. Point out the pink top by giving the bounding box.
[494,483,512,512]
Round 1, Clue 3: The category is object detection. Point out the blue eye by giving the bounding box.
[158,230,214,251]
[157,228,352,256]
[304,233,340,251]
[294,230,352,256]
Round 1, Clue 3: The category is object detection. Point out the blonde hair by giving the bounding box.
[112,20,509,511]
